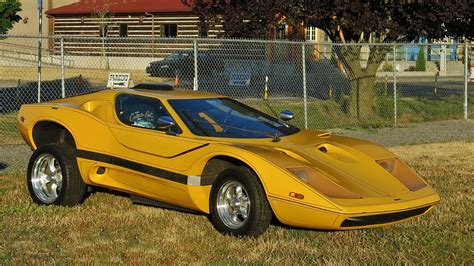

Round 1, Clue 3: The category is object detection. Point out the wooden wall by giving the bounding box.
[51,14,224,57]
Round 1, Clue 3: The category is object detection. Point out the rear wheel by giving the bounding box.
[210,166,272,237]
[27,143,87,206]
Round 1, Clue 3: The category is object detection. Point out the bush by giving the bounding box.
[416,47,426,71]
[382,63,393,72]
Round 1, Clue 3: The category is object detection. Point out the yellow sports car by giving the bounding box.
[17,84,440,237]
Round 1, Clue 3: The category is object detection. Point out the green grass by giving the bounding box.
[397,96,471,123]
[245,95,473,130]
[243,98,354,129]
[0,114,20,144]
[0,142,472,264]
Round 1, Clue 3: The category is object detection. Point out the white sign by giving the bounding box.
[107,73,131,89]
[229,73,251,87]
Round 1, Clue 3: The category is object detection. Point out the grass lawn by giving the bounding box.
[0,114,19,145]
[243,95,473,130]
[0,142,472,264]
[397,96,471,123]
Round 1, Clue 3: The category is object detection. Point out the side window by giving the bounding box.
[115,94,179,133]
[161,24,178,37]
[119,24,128,37]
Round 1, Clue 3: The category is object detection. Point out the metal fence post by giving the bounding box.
[37,38,42,103]
[61,37,65,98]
[393,45,397,126]
[302,42,308,129]
[193,39,198,91]
[465,43,469,120]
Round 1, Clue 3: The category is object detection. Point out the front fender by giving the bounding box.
[186,143,341,214]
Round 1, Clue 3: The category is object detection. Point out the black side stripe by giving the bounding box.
[167,143,209,158]
[76,150,189,185]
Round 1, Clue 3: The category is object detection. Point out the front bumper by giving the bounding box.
[339,205,432,228]
[268,190,439,230]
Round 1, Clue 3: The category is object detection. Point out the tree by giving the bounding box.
[185,0,472,121]
[297,1,472,120]
[0,0,22,34]
[187,0,300,39]
[93,0,113,70]
[416,47,426,72]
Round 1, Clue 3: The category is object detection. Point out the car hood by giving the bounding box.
[227,130,415,198]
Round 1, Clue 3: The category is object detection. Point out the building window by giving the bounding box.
[119,24,128,37]
[276,24,286,39]
[161,24,177,37]
[99,24,108,37]
[199,24,208,38]
[306,27,318,41]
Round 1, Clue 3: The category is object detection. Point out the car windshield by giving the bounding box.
[169,98,299,138]
[166,53,187,60]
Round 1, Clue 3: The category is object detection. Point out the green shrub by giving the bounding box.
[416,47,426,71]
[382,63,393,72]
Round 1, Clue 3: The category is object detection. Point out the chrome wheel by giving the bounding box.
[216,180,251,229]
[30,153,63,203]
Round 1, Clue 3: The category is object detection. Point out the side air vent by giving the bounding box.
[132,83,174,91]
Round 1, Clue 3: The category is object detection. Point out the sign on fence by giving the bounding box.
[107,73,131,89]
[229,73,251,87]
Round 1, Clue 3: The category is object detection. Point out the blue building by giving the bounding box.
[404,39,458,61]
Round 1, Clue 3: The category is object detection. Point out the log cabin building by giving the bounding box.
[45,0,223,57]
[44,0,331,63]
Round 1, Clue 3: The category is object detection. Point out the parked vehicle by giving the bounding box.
[146,51,221,78]
[17,83,439,237]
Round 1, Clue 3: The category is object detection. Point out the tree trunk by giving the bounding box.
[335,45,390,122]
[348,70,377,121]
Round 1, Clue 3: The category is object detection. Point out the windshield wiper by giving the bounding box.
[182,111,211,136]
[192,118,281,142]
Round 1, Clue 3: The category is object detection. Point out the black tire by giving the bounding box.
[27,143,87,206]
[210,166,272,237]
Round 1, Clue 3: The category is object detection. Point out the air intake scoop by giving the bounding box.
[133,83,174,91]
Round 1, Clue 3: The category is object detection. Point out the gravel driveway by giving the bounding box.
[1,119,473,174]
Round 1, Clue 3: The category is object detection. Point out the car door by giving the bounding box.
[109,93,207,163]
[105,93,209,206]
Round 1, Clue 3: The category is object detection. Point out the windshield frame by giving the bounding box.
[168,97,300,139]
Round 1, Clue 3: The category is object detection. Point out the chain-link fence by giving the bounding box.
[1,35,472,144]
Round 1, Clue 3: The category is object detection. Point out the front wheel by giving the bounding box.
[27,143,87,206]
[210,167,272,237]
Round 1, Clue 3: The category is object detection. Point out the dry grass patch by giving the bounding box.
[1,142,473,264]
[0,66,172,86]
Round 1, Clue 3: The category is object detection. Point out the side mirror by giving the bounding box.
[279,110,294,121]
[157,116,175,128]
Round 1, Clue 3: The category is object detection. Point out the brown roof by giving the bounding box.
[46,0,194,15]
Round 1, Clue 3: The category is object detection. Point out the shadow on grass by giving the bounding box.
[0,162,8,173]
[88,186,204,216]
[88,185,330,236]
